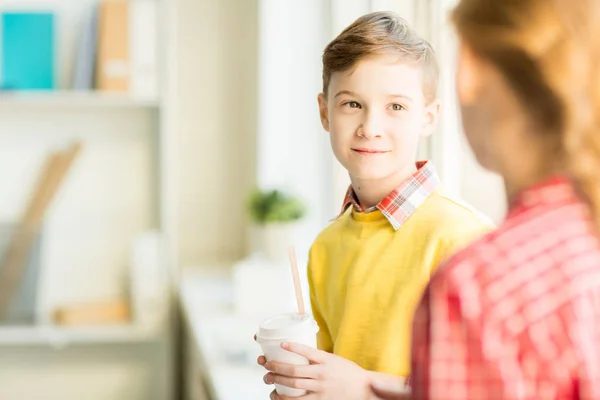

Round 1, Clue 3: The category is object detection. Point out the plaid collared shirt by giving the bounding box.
[340,161,441,230]
[411,176,600,399]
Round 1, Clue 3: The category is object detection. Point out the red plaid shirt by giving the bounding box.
[411,176,600,399]
[340,161,441,230]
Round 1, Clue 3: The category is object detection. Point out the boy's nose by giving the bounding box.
[358,114,383,139]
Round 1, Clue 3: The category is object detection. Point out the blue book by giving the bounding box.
[1,12,55,90]
[73,5,98,90]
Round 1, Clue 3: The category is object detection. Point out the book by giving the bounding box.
[1,12,55,90]
[129,1,158,99]
[73,4,99,90]
[96,0,129,92]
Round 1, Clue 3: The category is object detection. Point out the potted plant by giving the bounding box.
[247,189,306,262]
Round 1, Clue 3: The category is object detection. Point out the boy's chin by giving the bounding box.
[349,169,393,181]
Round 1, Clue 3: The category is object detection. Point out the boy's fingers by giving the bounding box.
[257,355,267,366]
[271,390,318,400]
[281,342,328,363]
[263,361,318,378]
[270,389,318,400]
[269,390,282,400]
[264,373,320,392]
[370,381,412,400]
[253,334,257,341]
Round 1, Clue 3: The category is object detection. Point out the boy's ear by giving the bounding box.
[421,99,441,138]
[317,93,330,132]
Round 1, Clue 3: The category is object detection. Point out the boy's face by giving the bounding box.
[318,54,439,182]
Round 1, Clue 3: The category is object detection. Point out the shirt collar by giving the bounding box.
[508,175,578,219]
[339,161,441,230]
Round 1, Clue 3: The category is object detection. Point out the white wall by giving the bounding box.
[255,0,332,257]
[176,0,340,265]
[459,137,507,223]
[427,0,507,222]
[176,0,258,266]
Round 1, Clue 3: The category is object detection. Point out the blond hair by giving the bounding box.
[322,11,439,102]
[452,0,600,229]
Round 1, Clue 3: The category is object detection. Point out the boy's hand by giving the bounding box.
[369,381,411,400]
[258,341,373,400]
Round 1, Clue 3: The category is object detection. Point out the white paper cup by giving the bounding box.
[256,312,319,397]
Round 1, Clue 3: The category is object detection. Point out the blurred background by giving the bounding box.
[0,0,505,399]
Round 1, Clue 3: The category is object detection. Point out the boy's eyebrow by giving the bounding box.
[389,94,414,103]
[333,90,357,98]
[333,90,415,103]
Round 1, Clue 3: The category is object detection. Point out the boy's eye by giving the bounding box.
[344,101,361,109]
[390,104,405,111]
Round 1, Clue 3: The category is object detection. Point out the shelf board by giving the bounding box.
[0,323,161,347]
[0,91,159,108]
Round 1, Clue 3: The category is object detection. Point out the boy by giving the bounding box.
[259,11,493,399]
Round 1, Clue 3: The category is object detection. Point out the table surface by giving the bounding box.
[179,268,273,400]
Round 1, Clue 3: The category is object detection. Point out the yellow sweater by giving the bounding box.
[308,188,493,377]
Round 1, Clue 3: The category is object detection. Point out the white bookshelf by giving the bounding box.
[0,323,162,346]
[0,91,160,108]
[0,0,177,398]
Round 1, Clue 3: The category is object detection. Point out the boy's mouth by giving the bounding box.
[351,148,389,155]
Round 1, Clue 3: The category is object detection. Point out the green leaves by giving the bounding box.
[247,189,306,224]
